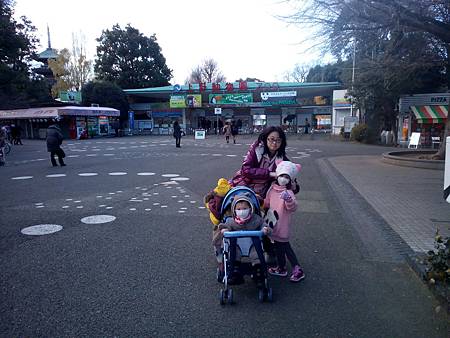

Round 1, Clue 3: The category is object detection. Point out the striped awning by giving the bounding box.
[411,105,448,123]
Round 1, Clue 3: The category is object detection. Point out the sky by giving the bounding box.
[14,0,328,85]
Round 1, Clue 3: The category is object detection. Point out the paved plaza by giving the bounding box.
[0,134,448,337]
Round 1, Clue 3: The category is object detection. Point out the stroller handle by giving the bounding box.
[223,230,264,238]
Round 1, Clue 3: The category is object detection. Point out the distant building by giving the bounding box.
[34,25,58,87]
[124,81,342,135]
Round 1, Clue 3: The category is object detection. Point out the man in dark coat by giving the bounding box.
[46,123,66,166]
[173,121,182,148]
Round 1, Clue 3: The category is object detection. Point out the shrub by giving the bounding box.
[350,124,369,142]
[426,232,450,285]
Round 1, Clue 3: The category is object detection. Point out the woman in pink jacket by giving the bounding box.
[264,160,305,282]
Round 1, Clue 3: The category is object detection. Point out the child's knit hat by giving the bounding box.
[231,193,254,216]
[275,161,301,180]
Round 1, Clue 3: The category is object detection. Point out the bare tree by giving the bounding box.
[68,32,92,90]
[284,0,450,159]
[284,63,310,82]
[48,32,92,96]
[186,58,226,83]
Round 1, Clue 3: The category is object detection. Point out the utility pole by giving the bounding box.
[350,38,356,117]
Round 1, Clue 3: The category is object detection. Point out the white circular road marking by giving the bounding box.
[137,172,156,176]
[78,173,98,177]
[170,177,190,181]
[109,172,127,176]
[81,215,116,224]
[161,174,179,177]
[46,174,67,178]
[12,176,33,180]
[21,224,63,236]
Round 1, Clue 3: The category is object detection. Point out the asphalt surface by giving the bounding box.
[0,134,448,337]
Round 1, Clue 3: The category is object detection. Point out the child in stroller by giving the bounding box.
[212,186,273,304]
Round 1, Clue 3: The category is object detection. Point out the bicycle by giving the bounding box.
[4,140,11,155]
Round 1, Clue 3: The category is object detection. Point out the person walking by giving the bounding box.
[223,122,232,143]
[173,121,182,148]
[264,161,305,282]
[46,123,66,167]
[304,118,310,134]
[0,126,6,166]
[231,121,238,144]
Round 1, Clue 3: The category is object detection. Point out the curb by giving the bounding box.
[319,158,449,313]
[382,150,444,170]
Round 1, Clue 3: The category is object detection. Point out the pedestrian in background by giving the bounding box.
[0,127,6,166]
[11,124,23,145]
[46,122,66,167]
[173,121,182,148]
[304,118,310,134]
[231,121,238,144]
[223,122,232,143]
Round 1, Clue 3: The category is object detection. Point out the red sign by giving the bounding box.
[199,82,206,91]
[212,83,221,91]
[239,81,248,90]
[226,82,234,92]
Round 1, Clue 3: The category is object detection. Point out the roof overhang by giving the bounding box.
[0,106,120,119]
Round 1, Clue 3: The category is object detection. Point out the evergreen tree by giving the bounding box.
[0,0,52,108]
[94,24,172,89]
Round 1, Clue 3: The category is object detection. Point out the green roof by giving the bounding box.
[123,81,341,94]
[38,48,58,60]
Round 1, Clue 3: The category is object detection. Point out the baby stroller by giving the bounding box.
[217,186,273,305]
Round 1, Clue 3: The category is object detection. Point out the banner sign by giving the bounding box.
[59,91,82,103]
[261,91,296,100]
[152,111,182,118]
[333,90,351,107]
[128,111,134,129]
[170,95,202,108]
[209,93,253,105]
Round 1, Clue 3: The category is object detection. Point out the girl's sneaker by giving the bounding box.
[268,266,288,277]
[290,265,305,282]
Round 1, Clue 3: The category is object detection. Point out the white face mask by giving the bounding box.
[235,208,250,218]
[277,177,290,186]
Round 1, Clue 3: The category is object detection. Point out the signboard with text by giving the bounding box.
[170,95,202,108]
[209,93,253,105]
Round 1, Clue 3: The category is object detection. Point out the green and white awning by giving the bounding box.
[411,105,448,124]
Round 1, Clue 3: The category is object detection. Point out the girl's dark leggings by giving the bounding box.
[274,241,299,268]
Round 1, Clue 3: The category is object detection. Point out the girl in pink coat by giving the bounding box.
[264,161,305,282]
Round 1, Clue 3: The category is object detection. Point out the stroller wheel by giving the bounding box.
[219,289,226,305]
[227,288,234,305]
[267,287,273,302]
